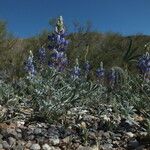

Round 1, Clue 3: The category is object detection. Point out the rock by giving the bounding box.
[34,128,42,135]
[48,126,59,137]
[0,134,3,139]
[17,133,22,139]
[36,136,45,144]
[15,143,24,150]
[101,143,113,150]
[89,132,96,140]
[30,143,41,150]
[62,136,71,144]
[128,139,139,149]
[111,133,121,140]
[16,120,25,127]
[0,144,3,149]
[42,144,51,150]
[37,123,48,128]
[126,132,135,138]
[28,134,35,140]
[2,141,10,149]
[136,145,145,150]
[26,141,32,148]
[6,128,18,139]
[50,137,60,145]
[8,136,16,146]
[16,128,22,133]
[77,145,93,150]
[103,132,110,138]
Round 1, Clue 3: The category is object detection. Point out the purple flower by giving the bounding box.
[138,52,150,74]
[108,68,116,88]
[71,58,81,79]
[96,62,105,78]
[48,16,69,71]
[84,61,91,73]
[25,51,35,76]
[39,47,46,62]
[72,66,81,78]
[138,52,150,82]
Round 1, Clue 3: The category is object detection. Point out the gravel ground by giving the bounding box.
[0,104,150,150]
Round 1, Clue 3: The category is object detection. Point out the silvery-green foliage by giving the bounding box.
[23,68,107,121]
[0,80,21,121]
[0,80,15,105]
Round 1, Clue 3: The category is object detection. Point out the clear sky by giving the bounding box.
[0,0,150,38]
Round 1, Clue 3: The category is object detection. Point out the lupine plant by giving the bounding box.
[83,60,91,79]
[96,61,105,84]
[138,51,150,82]
[71,58,81,80]
[38,46,46,63]
[108,68,116,89]
[19,16,150,125]
[48,16,69,72]
[25,50,35,76]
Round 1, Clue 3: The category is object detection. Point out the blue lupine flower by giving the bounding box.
[138,52,150,74]
[84,61,91,74]
[138,52,150,82]
[39,47,46,62]
[108,68,116,88]
[48,16,69,72]
[71,58,81,79]
[96,62,105,78]
[25,50,35,76]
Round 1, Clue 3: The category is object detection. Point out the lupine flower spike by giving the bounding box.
[96,61,105,83]
[25,50,35,76]
[109,68,116,88]
[48,16,69,72]
[84,60,91,79]
[138,52,150,82]
[39,46,46,63]
[71,58,81,80]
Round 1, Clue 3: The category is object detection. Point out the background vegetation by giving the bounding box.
[0,19,150,80]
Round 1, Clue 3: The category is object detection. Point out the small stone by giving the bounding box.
[62,136,70,143]
[103,132,110,138]
[8,137,16,146]
[42,144,51,150]
[140,132,148,136]
[77,145,93,150]
[36,136,45,144]
[30,143,41,150]
[0,134,3,139]
[15,143,24,150]
[128,139,139,149]
[126,132,134,138]
[50,137,60,145]
[2,141,10,149]
[136,145,145,150]
[16,128,22,133]
[89,132,96,140]
[0,144,3,149]
[28,134,35,140]
[34,128,42,135]
[6,128,18,138]
[16,120,25,127]
[17,133,22,139]
[101,143,113,150]
[26,141,32,148]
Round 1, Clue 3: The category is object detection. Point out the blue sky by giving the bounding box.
[0,0,150,38]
